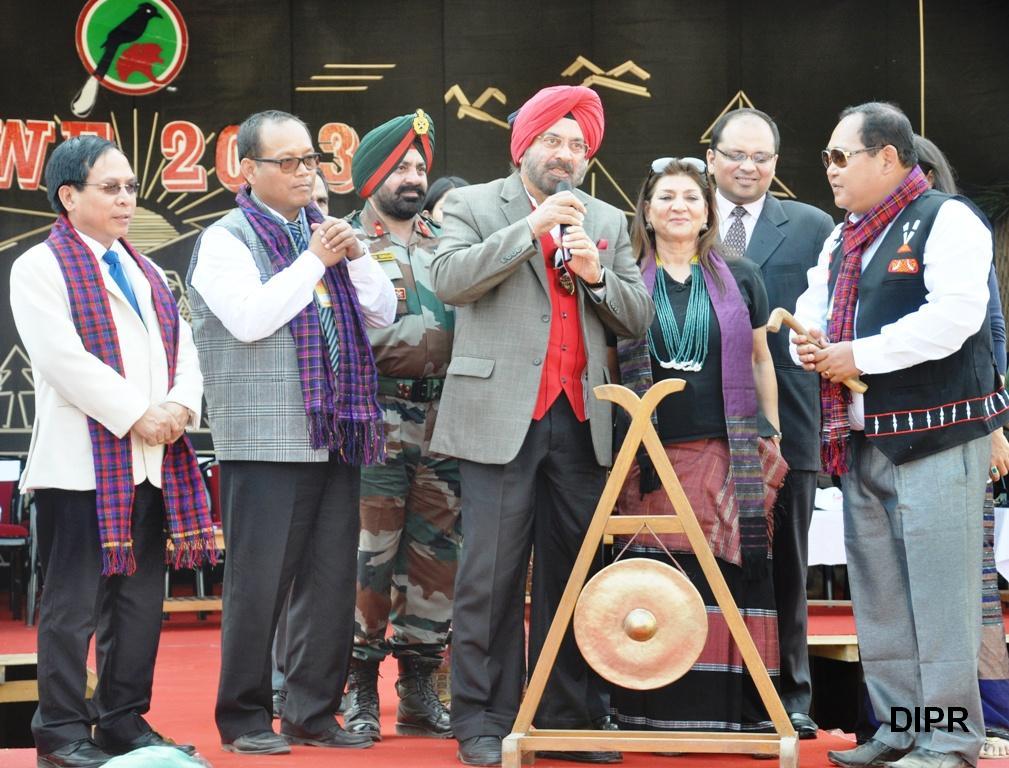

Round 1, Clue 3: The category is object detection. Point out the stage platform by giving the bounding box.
[1,606,1007,767]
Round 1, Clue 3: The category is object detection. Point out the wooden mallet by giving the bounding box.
[766,307,868,394]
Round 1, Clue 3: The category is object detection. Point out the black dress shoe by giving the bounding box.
[788,712,819,740]
[222,730,291,755]
[828,739,912,767]
[93,728,196,756]
[37,739,114,768]
[457,736,503,766]
[536,751,623,764]
[592,715,619,731]
[281,722,373,749]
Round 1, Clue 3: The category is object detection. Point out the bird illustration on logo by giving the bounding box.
[72,0,189,117]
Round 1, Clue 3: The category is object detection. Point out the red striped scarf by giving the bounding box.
[821,165,931,473]
[46,215,217,575]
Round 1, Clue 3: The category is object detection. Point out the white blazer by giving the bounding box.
[9,228,203,491]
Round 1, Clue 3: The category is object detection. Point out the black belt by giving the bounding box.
[377,376,444,402]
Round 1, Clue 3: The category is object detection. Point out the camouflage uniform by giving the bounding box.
[349,202,461,665]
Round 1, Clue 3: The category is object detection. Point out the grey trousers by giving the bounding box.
[842,431,987,764]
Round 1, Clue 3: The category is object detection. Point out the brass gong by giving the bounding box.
[573,558,707,690]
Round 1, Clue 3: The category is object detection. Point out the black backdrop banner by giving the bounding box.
[2,0,1008,453]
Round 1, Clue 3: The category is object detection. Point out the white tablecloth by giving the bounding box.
[807,491,1009,581]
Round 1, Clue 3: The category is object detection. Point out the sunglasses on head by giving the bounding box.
[820,146,884,169]
[650,156,707,176]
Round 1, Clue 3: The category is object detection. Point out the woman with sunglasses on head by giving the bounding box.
[611,157,785,736]
[915,135,1009,762]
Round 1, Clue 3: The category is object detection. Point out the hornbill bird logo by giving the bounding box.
[72,2,163,117]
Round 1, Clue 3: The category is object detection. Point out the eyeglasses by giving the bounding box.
[536,133,591,156]
[251,153,322,173]
[77,181,139,196]
[821,146,883,169]
[714,147,777,166]
[649,157,707,176]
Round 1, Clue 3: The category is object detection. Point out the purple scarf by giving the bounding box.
[235,188,384,465]
[46,215,217,575]
[618,250,768,576]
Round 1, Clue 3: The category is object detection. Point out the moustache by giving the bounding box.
[546,160,575,175]
[395,185,426,198]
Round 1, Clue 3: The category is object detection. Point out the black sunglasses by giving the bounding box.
[251,153,322,174]
[821,146,883,169]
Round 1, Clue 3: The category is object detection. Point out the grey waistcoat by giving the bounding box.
[186,208,327,462]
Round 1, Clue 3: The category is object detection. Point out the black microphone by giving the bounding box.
[556,180,572,263]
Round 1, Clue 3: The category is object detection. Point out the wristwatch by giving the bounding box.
[584,268,606,290]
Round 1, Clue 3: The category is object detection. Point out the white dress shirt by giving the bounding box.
[715,189,766,246]
[790,198,992,429]
[190,203,396,343]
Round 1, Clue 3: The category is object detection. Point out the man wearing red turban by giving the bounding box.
[430,85,653,766]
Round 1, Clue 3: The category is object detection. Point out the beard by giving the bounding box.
[373,182,426,221]
[521,155,588,198]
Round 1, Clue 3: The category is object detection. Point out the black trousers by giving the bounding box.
[214,457,360,742]
[32,482,166,755]
[771,468,817,714]
[450,397,609,741]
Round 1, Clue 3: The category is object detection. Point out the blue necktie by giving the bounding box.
[287,221,308,253]
[102,250,143,318]
[288,221,340,374]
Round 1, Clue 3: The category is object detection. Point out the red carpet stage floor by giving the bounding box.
[2,608,1008,767]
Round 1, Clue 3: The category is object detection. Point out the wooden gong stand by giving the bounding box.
[502,379,797,768]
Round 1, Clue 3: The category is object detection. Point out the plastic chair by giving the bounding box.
[0,478,29,621]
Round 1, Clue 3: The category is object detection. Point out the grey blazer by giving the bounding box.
[429,172,653,467]
[747,194,835,471]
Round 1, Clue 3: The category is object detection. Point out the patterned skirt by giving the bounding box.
[611,439,779,732]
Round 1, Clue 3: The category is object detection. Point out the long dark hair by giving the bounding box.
[913,134,957,194]
[631,158,722,286]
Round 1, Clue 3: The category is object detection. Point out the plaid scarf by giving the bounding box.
[46,215,217,575]
[235,187,384,464]
[619,250,770,578]
[821,165,931,474]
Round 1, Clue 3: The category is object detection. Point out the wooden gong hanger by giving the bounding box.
[502,379,797,768]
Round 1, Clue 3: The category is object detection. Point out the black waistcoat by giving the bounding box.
[828,190,1007,464]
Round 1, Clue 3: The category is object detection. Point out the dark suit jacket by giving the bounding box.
[746,194,835,471]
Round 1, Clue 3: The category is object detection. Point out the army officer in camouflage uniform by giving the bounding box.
[343,110,460,741]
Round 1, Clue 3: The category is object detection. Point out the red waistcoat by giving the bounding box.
[532,230,587,421]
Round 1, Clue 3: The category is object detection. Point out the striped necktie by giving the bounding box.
[102,249,143,318]
[722,205,748,258]
[288,221,340,374]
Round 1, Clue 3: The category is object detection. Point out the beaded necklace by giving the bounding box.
[647,254,710,371]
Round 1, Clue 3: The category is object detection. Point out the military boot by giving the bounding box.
[344,658,382,741]
[395,656,453,738]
